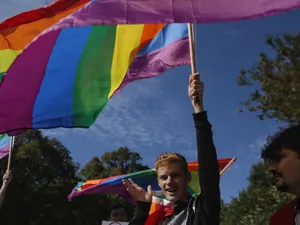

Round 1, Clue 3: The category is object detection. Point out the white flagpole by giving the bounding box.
[188,23,200,105]
[7,136,15,171]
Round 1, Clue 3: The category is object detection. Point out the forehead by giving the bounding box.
[157,162,185,175]
[267,148,300,163]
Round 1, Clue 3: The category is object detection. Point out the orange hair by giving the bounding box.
[155,152,188,173]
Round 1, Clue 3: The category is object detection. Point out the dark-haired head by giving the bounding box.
[262,125,300,196]
[108,203,127,222]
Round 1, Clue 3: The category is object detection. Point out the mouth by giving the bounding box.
[165,188,178,194]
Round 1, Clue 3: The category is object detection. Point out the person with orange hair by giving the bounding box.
[123,73,220,225]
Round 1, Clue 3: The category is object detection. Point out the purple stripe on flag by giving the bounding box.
[52,0,300,27]
[68,183,135,203]
[0,29,61,134]
[0,145,9,159]
[113,37,190,96]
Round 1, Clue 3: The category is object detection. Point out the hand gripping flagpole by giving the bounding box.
[7,136,15,171]
[188,23,200,106]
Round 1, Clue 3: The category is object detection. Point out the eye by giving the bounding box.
[159,175,168,180]
[170,173,180,178]
[269,153,285,164]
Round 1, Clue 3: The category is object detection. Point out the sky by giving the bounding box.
[1,0,300,203]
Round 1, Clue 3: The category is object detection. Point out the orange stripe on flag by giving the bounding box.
[139,24,165,51]
[0,0,89,50]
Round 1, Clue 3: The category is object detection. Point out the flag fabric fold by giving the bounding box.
[68,158,236,203]
[0,134,11,159]
[0,22,189,134]
[33,0,300,27]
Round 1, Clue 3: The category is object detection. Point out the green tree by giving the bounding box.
[237,32,300,124]
[78,147,150,220]
[0,130,108,225]
[100,147,149,176]
[221,162,294,225]
[78,156,105,180]
[0,132,149,224]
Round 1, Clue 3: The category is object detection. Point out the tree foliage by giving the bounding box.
[78,156,105,180]
[79,147,149,220]
[0,130,81,225]
[237,32,300,124]
[221,162,294,225]
[100,147,149,176]
[0,131,148,225]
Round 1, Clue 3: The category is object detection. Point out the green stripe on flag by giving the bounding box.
[0,72,4,82]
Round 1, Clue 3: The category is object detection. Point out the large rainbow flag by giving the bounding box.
[0,0,90,81]
[68,157,236,203]
[0,134,11,159]
[0,17,189,134]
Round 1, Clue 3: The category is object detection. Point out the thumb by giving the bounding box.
[147,185,152,194]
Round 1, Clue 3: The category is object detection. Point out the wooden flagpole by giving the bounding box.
[6,136,15,171]
[188,23,200,105]
[220,156,237,176]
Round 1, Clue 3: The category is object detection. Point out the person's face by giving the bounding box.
[109,207,127,222]
[157,162,190,204]
[267,148,300,194]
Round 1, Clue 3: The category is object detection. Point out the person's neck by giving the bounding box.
[178,192,190,204]
[295,190,300,199]
[289,183,300,198]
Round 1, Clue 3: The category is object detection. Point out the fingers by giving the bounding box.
[191,81,204,95]
[122,179,136,196]
[128,178,137,185]
[192,73,200,80]
[122,179,144,200]
[189,73,202,87]
[3,170,12,181]
[122,179,132,189]
[122,179,139,192]
[189,73,200,85]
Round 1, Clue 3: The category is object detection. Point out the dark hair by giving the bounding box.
[108,203,126,216]
[261,125,300,162]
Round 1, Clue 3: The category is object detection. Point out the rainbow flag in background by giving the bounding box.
[68,157,236,203]
[0,134,11,159]
[0,13,189,134]
[0,0,90,81]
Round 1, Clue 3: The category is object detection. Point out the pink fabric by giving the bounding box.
[52,0,300,27]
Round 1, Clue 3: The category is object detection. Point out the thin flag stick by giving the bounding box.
[188,23,197,75]
[7,136,15,171]
[188,23,200,105]
[220,156,237,176]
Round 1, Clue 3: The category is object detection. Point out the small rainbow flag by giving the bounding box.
[68,158,236,203]
[0,134,11,159]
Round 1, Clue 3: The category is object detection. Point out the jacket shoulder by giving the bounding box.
[270,199,297,224]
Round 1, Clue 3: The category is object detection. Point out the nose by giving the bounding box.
[166,176,175,185]
[267,164,277,173]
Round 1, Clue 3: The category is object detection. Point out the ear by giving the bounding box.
[187,172,191,183]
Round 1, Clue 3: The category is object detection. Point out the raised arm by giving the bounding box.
[189,74,220,225]
[123,178,152,225]
[0,170,12,210]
